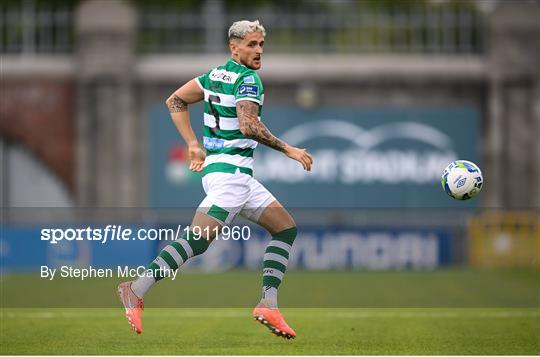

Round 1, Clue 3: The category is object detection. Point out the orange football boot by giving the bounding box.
[117,281,144,334]
[252,303,296,339]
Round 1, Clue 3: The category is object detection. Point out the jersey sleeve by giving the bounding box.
[196,71,209,91]
[233,71,264,104]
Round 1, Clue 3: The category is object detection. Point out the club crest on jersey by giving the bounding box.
[238,84,259,97]
[243,75,255,84]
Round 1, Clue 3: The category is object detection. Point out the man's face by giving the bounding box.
[230,31,264,70]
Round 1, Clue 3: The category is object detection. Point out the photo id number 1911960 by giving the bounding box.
[190,225,251,241]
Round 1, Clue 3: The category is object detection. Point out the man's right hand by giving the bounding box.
[188,145,206,172]
[284,145,313,171]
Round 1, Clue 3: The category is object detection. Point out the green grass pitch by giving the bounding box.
[1,269,539,354]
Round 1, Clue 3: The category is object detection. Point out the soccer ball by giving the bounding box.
[441,160,483,200]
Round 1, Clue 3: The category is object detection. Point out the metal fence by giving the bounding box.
[137,0,487,54]
[0,0,487,55]
[0,0,73,54]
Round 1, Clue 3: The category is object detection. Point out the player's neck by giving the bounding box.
[230,56,245,67]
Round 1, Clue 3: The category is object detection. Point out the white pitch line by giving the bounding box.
[318,310,540,319]
[1,309,538,319]
[1,310,243,319]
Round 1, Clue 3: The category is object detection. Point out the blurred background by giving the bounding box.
[0,0,539,304]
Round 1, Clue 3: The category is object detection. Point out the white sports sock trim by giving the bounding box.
[154,256,170,270]
[264,252,289,266]
[268,240,292,253]
[177,239,194,258]
[164,245,184,266]
[263,269,284,281]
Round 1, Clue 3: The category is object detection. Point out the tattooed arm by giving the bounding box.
[166,94,189,113]
[166,79,205,172]
[237,100,287,152]
[237,100,313,171]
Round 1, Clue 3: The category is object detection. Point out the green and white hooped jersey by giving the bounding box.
[196,58,264,177]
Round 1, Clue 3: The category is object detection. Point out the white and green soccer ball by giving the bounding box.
[441,160,483,200]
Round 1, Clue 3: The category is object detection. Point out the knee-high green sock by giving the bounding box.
[131,230,209,298]
[260,226,297,308]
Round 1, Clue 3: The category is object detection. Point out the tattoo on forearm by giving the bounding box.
[167,94,188,113]
[237,101,286,152]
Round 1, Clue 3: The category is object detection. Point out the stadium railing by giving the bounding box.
[1,0,486,55]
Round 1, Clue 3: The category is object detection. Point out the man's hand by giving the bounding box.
[284,145,313,171]
[188,145,206,172]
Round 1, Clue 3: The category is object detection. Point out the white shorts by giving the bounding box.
[197,171,276,225]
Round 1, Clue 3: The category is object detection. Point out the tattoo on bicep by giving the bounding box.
[167,94,188,113]
[237,101,286,153]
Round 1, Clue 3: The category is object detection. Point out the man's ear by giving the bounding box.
[229,41,237,54]
[229,38,241,55]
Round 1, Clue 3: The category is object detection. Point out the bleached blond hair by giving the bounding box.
[228,20,266,41]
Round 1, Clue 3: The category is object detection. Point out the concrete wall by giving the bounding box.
[0,76,75,193]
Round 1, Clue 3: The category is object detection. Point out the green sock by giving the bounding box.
[260,227,297,308]
[131,230,210,297]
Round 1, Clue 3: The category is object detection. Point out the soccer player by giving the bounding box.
[118,20,313,339]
